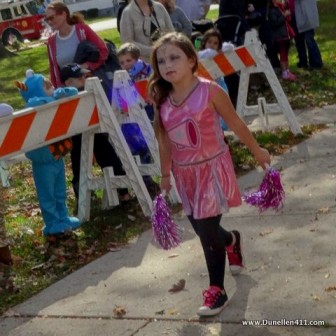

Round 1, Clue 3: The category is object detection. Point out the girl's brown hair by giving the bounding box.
[148,32,198,109]
[200,28,223,51]
[47,1,85,25]
[148,32,198,137]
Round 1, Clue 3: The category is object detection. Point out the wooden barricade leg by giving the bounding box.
[0,161,9,187]
[78,129,95,221]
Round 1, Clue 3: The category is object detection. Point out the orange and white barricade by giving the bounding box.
[198,29,302,135]
[0,77,153,220]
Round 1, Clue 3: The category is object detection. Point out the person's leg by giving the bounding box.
[259,21,280,69]
[34,160,80,236]
[303,29,323,69]
[291,15,308,68]
[93,133,129,199]
[189,214,232,288]
[224,73,240,109]
[278,40,297,81]
[188,214,231,316]
[54,159,81,232]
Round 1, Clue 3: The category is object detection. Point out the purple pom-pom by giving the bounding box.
[151,193,181,250]
[243,166,285,212]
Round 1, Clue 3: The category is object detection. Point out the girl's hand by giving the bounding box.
[160,176,172,193]
[255,148,271,170]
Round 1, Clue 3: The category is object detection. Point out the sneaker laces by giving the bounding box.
[202,286,222,307]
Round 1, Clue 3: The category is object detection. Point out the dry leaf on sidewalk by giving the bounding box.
[259,228,273,237]
[113,305,126,318]
[168,279,186,293]
[325,285,336,292]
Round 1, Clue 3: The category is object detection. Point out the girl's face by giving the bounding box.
[156,43,195,84]
[44,9,67,30]
[118,53,137,71]
[205,36,220,51]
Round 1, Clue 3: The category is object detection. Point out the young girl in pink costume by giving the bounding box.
[148,32,271,317]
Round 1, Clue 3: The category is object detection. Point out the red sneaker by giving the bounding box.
[226,230,244,275]
[197,286,228,317]
[282,71,297,81]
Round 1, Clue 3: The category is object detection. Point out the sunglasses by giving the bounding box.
[44,14,58,22]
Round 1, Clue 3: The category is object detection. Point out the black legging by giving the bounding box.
[188,215,233,289]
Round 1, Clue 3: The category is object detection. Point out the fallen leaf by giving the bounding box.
[168,279,186,293]
[113,305,126,318]
[259,228,273,237]
[317,207,330,214]
[325,285,336,292]
[155,309,165,315]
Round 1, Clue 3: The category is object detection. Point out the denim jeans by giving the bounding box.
[296,29,323,68]
[302,29,323,68]
[291,15,323,69]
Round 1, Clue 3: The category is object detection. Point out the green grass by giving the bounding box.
[0,0,335,315]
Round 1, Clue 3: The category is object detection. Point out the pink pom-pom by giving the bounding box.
[151,192,181,250]
[243,166,285,212]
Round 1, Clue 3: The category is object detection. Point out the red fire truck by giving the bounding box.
[0,0,45,45]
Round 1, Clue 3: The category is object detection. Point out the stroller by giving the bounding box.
[214,14,245,46]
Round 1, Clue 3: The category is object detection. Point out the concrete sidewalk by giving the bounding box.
[1,106,336,335]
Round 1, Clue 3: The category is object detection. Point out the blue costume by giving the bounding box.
[18,71,81,236]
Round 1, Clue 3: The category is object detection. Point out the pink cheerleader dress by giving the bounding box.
[160,78,242,219]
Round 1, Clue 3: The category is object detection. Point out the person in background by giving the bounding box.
[268,0,297,81]
[245,1,281,70]
[45,1,108,90]
[198,28,234,131]
[118,42,152,82]
[148,32,270,317]
[117,41,154,120]
[117,43,156,193]
[156,0,192,37]
[45,1,129,203]
[120,0,175,63]
[288,0,323,70]
[175,0,210,21]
